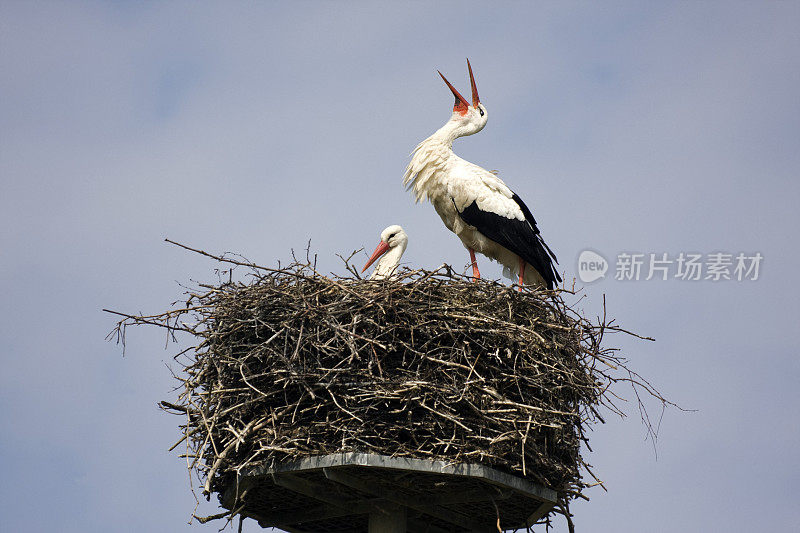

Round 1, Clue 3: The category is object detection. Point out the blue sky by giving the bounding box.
[1,2,799,531]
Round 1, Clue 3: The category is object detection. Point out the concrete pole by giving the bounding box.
[368,505,407,533]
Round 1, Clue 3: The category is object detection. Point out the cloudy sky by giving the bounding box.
[2,1,799,532]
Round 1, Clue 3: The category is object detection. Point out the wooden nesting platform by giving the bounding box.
[222,452,557,532]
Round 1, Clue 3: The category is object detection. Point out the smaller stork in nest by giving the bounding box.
[362,225,408,280]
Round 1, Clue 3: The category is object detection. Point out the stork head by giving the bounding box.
[361,225,408,273]
[438,59,487,137]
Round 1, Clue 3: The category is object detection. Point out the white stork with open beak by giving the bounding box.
[362,225,408,280]
[402,60,561,290]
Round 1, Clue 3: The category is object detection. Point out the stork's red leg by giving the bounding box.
[469,248,481,280]
[518,257,525,291]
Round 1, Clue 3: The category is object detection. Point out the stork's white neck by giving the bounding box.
[370,242,407,280]
[402,113,483,204]
[428,116,475,147]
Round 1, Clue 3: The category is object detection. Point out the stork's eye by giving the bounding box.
[479,107,484,117]
[388,233,397,240]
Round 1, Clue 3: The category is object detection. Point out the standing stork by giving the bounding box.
[362,225,408,280]
[403,60,561,290]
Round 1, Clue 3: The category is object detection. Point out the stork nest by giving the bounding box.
[106,241,669,531]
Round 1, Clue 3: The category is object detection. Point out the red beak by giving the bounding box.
[362,241,390,272]
[438,70,470,115]
[467,58,480,108]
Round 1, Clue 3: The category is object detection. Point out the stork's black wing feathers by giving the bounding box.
[510,192,559,262]
[455,193,562,289]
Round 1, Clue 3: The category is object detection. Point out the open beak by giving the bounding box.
[467,58,479,107]
[362,241,390,272]
[438,70,470,114]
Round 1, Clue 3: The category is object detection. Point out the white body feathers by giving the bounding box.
[403,119,547,287]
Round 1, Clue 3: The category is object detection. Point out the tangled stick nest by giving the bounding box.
[106,241,669,530]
